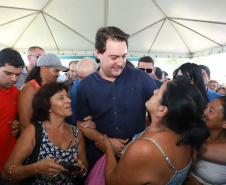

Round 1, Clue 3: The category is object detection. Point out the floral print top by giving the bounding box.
[31,122,79,185]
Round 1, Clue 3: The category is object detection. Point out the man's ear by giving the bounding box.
[40,65,46,72]
[209,76,211,81]
[153,67,156,74]
[136,66,139,69]
[95,49,101,60]
[157,106,168,117]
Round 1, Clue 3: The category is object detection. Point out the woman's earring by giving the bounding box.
[49,110,51,113]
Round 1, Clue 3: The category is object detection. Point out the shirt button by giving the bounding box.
[131,88,134,90]
[116,127,119,130]
[113,97,116,100]
[114,112,117,115]
[113,82,115,85]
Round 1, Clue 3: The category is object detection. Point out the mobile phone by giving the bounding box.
[59,161,81,171]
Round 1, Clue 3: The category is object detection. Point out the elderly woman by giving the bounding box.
[96,79,210,185]
[2,82,88,184]
[187,96,226,185]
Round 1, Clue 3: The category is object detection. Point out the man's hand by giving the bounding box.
[8,120,20,137]
[80,116,96,129]
[108,138,129,157]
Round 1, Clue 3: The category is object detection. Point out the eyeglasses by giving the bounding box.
[139,68,153,73]
[54,140,72,162]
[30,54,42,59]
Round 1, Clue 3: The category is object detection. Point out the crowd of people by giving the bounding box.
[0,26,225,185]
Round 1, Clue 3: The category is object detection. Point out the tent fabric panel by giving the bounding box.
[157,0,226,23]
[150,20,190,54]
[44,15,95,50]
[0,14,37,47]
[13,14,57,50]
[0,0,48,10]
[108,0,163,35]
[44,0,104,42]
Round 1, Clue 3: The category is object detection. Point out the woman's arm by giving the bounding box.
[18,84,37,132]
[199,143,226,163]
[96,135,157,185]
[71,129,89,177]
[77,130,89,169]
[2,124,67,181]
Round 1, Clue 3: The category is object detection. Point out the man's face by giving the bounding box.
[208,82,218,92]
[68,63,77,82]
[0,63,22,92]
[201,69,209,88]
[96,39,127,82]
[28,48,45,68]
[45,66,60,83]
[162,75,168,83]
[138,62,155,78]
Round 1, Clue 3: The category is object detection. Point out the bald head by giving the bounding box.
[77,57,98,81]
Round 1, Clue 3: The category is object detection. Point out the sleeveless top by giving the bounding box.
[22,79,40,90]
[121,128,192,185]
[191,158,226,185]
[32,122,79,185]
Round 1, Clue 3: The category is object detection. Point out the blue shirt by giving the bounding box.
[154,78,164,88]
[65,78,79,126]
[207,88,222,102]
[75,65,158,166]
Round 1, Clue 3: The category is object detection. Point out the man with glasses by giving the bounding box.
[14,46,45,89]
[137,56,164,88]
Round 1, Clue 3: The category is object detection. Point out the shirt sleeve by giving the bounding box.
[75,82,91,121]
[141,72,158,101]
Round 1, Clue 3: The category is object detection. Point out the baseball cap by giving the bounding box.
[36,53,68,72]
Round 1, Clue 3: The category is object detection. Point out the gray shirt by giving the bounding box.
[14,67,28,89]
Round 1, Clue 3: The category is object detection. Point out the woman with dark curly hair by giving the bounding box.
[2,82,88,184]
[18,53,68,132]
[96,79,210,185]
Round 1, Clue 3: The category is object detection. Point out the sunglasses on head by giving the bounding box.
[30,54,42,59]
[139,68,153,73]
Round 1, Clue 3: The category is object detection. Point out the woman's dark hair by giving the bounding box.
[162,79,210,150]
[25,66,42,86]
[216,96,226,121]
[95,26,130,54]
[173,63,209,104]
[31,82,68,122]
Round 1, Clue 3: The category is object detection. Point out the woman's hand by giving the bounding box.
[70,154,87,178]
[95,134,112,153]
[36,158,68,178]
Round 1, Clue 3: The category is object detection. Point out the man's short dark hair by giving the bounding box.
[163,71,168,76]
[155,67,163,80]
[95,26,130,54]
[199,65,210,78]
[0,48,24,68]
[69,60,79,68]
[28,46,44,52]
[138,56,154,67]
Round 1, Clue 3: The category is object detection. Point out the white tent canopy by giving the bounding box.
[1,0,226,58]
